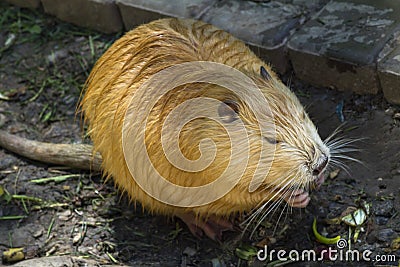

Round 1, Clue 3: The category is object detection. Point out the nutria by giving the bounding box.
[0,18,353,240]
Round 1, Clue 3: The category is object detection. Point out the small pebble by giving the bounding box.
[47,49,68,65]
[376,229,398,243]
[183,247,197,257]
[32,228,44,238]
[374,200,394,217]
[78,246,92,254]
[62,185,70,191]
[385,108,394,116]
[73,232,83,244]
[58,209,72,221]
[46,245,58,256]
[86,217,97,226]
[375,216,389,225]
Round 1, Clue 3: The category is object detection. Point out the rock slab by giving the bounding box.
[116,0,217,30]
[288,0,400,94]
[201,0,329,74]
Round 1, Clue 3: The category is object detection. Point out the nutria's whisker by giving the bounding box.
[249,195,286,238]
[269,174,303,234]
[324,133,364,175]
[243,176,293,234]
[323,123,347,144]
[330,154,364,165]
[244,169,304,237]
[329,159,351,175]
[330,147,361,153]
[243,178,290,225]
[272,197,290,234]
[327,138,363,150]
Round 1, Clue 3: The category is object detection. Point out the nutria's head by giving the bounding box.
[203,66,331,209]
[246,67,330,197]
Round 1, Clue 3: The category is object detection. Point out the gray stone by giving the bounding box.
[374,200,394,217]
[116,0,216,30]
[0,155,16,170]
[4,0,40,9]
[201,0,329,74]
[41,0,123,34]
[288,0,400,94]
[375,216,389,225]
[378,33,400,105]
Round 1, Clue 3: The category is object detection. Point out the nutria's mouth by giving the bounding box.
[283,172,326,193]
[310,172,326,191]
[281,171,326,208]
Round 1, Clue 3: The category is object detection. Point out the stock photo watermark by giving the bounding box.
[257,238,398,264]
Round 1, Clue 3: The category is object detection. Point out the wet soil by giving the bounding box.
[0,3,399,267]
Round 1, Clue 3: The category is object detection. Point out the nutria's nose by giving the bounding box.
[312,154,328,176]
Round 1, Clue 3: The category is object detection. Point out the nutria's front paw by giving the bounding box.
[176,213,234,241]
[283,189,310,208]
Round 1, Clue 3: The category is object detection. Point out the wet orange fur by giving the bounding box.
[81,18,328,219]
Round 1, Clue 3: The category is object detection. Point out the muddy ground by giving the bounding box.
[0,3,399,267]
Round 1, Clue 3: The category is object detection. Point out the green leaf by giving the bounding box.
[235,244,258,261]
[28,25,41,34]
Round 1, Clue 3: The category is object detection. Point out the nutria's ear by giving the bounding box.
[218,100,239,123]
[260,66,271,80]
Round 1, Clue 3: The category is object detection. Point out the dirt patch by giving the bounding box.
[0,3,399,267]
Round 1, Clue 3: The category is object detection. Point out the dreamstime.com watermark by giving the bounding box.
[257,238,398,263]
[122,61,277,207]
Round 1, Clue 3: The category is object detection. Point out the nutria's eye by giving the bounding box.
[264,136,280,144]
[218,100,239,123]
